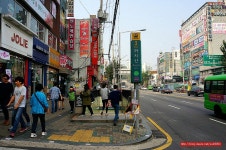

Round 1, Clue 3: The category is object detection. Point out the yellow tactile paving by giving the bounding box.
[47,129,110,143]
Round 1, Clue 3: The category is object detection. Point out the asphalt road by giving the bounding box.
[140,90,226,150]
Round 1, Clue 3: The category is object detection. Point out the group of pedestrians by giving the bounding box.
[0,74,123,138]
[0,75,49,138]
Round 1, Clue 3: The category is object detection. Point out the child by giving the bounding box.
[68,86,76,113]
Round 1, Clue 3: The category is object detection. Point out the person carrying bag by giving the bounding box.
[30,84,49,138]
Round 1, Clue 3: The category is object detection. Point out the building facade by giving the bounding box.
[180,2,226,85]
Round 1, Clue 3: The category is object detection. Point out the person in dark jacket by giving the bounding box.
[108,85,122,126]
[0,74,14,126]
[80,84,93,116]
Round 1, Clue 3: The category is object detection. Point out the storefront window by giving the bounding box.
[30,15,46,42]
[14,2,27,25]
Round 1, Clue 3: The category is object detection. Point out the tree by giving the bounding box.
[220,40,226,63]
[142,71,149,86]
[105,60,118,84]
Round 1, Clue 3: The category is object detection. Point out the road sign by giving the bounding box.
[131,40,142,83]
[203,55,226,66]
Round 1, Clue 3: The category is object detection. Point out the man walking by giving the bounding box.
[0,74,14,126]
[7,76,27,138]
[49,82,62,113]
[109,85,122,126]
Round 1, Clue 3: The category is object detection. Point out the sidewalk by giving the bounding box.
[0,98,166,150]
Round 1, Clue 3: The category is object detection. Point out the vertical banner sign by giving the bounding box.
[80,20,90,57]
[131,32,142,83]
[68,19,75,50]
[67,0,74,17]
[91,18,99,65]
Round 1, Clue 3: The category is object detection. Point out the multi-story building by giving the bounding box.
[180,1,226,85]
[0,0,71,96]
[157,50,181,85]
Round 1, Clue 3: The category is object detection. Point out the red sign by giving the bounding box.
[91,18,99,65]
[80,20,90,57]
[60,55,73,70]
[68,19,75,50]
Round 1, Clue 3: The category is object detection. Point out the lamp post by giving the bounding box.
[118,29,146,89]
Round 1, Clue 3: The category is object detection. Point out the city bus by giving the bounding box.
[204,74,226,116]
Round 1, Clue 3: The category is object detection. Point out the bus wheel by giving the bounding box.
[214,105,222,117]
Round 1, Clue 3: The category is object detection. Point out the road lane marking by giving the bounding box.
[209,118,226,125]
[168,105,181,109]
[181,101,193,104]
[151,99,157,101]
[147,117,172,150]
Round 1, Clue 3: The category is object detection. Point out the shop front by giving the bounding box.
[48,48,60,92]
[30,37,49,94]
[0,16,33,87]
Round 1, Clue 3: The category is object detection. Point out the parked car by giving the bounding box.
[187,86,204,96]
[161,87,173,94]
[140,86,147,90]
[153,87,160,92]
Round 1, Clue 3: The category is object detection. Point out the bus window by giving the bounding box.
[204,80,211,93]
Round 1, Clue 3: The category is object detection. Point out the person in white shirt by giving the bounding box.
[100,83,109,115]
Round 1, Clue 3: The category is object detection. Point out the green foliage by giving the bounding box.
[220,40,226,64]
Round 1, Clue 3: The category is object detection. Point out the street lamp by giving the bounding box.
[118,29,146,88]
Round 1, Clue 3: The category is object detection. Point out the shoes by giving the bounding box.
[70,111,73,114]
[19,127,28,133]
[42,132,47,136]
[3,120,10,126]
[100,112,103,115]
[30,133,37,138]
[8,126,13,132]
[9,132,15,138]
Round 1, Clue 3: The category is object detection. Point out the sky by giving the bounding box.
[74,0,215,69]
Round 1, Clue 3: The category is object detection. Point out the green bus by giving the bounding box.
[204,74,226,116]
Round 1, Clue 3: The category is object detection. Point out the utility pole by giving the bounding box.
[97,0,108,82]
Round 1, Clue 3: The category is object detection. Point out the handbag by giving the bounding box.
[34,93,48,112]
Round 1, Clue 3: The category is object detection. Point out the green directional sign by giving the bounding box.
[131,39,142,83]
[203,55,226,66]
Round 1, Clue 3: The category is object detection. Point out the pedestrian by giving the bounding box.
[49,82,62,113]
[108,85,122,126]
[100,83,109,115]
[7,76,28,138]
[58,85,65,110]
[68,86,76,113]
[80,84,93,116]
[30,83,49,138]
[0,74,14,126]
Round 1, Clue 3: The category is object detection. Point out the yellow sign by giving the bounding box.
[131,32,141,40]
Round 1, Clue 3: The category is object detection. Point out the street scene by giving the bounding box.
[1,0,226,150]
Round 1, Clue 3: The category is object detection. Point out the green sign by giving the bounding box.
[131,40,142,83]
[203,55,226,66]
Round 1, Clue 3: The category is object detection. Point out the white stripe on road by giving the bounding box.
[181,101,193,104]
[168,105,181,109]
[209,118,226,125]
[151,99,157,101]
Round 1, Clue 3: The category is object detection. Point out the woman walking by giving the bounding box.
[30,83,49,137]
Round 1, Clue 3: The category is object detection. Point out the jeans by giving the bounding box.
[113,104,119,122]
[31,114,45,133]
[51,99,58,113]
[11,107,26,133]
[23,104,30,123]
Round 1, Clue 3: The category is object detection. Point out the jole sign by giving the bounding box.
[11,33,28,48]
